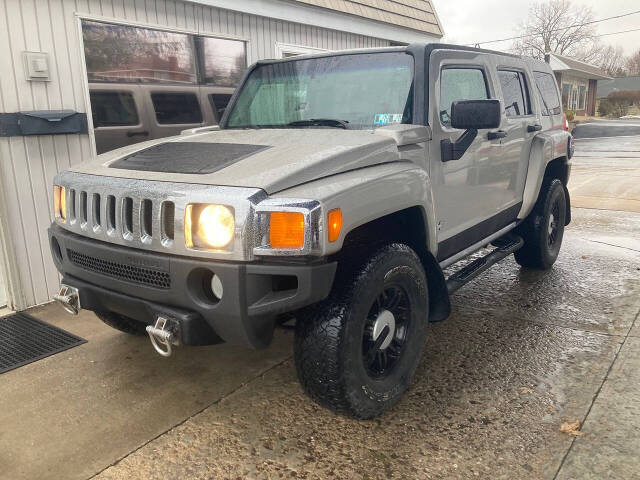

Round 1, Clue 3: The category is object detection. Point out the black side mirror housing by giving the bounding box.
[441,99,502,162]
[450,99,501,130]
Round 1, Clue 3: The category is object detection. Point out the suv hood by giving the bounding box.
[71,129,401,194]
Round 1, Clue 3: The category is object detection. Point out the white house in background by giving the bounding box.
[0,0,444,311]
[548,53,611,116]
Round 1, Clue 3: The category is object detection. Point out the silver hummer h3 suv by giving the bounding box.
[49,44,573,419]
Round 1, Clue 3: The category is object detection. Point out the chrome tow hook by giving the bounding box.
[53,285,81,315]
[146,317,180,357]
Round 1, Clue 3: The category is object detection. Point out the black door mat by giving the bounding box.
[0,312,86,374]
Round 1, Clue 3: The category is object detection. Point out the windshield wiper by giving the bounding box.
[286,118,350,129]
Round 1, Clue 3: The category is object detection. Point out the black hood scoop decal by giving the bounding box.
[109,142,271,174]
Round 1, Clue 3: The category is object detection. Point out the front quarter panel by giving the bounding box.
[270,163,437,256]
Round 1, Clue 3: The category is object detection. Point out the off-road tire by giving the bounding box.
[515,178,566,269]
[294,243,429,419]
[95,311,147,335]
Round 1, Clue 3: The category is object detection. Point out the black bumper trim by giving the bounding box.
[49,224,337,349]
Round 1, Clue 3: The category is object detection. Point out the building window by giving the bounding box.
[81,20,247,86]
[196,37,247,87]
[578,85,587,111]
[274,42,327,59]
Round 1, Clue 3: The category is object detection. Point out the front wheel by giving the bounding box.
[294,243,429,419]
[515,178,567,269]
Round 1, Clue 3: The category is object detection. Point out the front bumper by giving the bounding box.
[49,224,336,348]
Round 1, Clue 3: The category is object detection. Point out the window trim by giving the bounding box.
[438,65,491,128]
[496,68,534,118]
[274,42,328,59]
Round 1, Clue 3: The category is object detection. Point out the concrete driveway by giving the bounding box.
[1,134,639,480]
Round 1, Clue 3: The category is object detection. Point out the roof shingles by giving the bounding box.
[292,0,443,36]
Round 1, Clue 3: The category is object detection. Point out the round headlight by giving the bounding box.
[197,205,235,248]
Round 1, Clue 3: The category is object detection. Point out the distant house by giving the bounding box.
[549,53,611,116]
[597,76,640,98]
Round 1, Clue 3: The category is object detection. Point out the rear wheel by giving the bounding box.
[515,178,566,269]
[95,311,147,335]
[294,243,429,419]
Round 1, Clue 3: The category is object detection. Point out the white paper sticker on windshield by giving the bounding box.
[374,113,403,126]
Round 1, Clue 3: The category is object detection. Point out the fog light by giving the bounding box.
[211,273,223,300]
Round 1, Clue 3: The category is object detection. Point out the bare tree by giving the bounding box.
[511,0,597,60]
[627,50,640,76]
[585,45,627,77]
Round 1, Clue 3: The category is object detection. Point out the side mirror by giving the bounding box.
[450,99,501,130]
[441,99,502,162]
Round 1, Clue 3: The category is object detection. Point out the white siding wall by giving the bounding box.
[0,0,389,310]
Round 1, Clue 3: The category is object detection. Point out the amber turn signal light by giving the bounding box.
[270,212,305,249]
[327,209,342,242]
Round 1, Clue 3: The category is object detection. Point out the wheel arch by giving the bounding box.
[337,206,451,323]
[519,133,572,225]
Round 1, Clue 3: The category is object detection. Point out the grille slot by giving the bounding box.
[106,195,116,232]
[67,249,171,288]
[92,193,101,230]
[69,189,77,222]
[80,191,88,225]
[141,199,153,242]
[161,201,175,243]
[122,197,133,240]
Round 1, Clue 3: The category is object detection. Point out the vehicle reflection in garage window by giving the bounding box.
[209,94,233,121]
[151,93,203,124]
[90,91,139,127]
[197,37,247,87]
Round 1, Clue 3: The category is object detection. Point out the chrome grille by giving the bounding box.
[54,171,266,261]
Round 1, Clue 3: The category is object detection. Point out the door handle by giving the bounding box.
[488,130,507,140]
[126,130,149,138]
[527,124,542,133]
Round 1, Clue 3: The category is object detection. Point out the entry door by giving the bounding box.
[429,51,507,259]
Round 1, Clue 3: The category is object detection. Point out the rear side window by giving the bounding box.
[90,91,139,127]
[498,70,531,117]
[534,72,562,116]
[151,93,203,124]
[440,68,489,125]
[209,94,232,121]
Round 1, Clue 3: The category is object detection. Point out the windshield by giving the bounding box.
[225,52,414,130]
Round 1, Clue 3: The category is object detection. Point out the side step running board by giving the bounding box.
[446,235,524,294]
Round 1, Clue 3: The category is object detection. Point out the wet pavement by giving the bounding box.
[2,136,639,480]
[572,119,640,139]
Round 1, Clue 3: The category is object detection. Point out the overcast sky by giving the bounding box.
[432,0,640,56]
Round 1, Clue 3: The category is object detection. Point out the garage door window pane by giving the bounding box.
[151,93,202,124]
[82,20,196,84]
[90,91,139,127]
[440,68,489,125]
[198,37,246,87]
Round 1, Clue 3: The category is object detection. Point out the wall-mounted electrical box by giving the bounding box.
[23,51,50,81]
